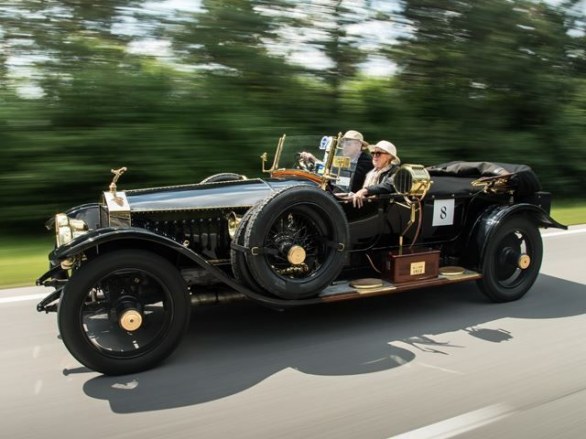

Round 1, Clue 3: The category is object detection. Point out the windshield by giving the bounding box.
[263,134,356,191]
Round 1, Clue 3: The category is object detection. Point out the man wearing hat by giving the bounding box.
[339,130,374,193]
[352,139,401,208]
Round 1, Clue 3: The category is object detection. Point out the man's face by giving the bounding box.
[341,138,361,158]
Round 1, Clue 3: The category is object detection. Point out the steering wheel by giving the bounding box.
[295,152,316,172]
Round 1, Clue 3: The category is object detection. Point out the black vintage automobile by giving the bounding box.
[37,134,566,375]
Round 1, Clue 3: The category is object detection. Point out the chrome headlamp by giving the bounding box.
[55,213,88,247]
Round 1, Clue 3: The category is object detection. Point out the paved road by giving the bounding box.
[2,226,585,439]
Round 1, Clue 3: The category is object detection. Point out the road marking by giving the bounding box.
[416,361,464,375]
[388,404,513,439]
[34,380,43,395]
[542,228,586,238]
[0,293,47,304]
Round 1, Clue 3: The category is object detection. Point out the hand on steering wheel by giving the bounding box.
[297,151,317,172]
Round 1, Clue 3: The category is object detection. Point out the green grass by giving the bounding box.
[1,202,584,289]
[551,201,586,227]
[0,236,54,289]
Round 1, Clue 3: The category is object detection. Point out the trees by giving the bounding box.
[0,0,584,231]
[389,0,585,190]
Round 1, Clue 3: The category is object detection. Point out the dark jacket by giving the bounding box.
[364,164,400,195]
[350,151,374,193]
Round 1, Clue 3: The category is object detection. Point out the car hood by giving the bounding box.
[124,178,315,212]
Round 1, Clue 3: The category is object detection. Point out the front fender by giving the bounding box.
[50,227,187,260]
[463,203,567,269]
[39,227,326,309]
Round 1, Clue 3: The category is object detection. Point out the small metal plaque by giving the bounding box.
[332,156,351,169]
[410,261,426,275]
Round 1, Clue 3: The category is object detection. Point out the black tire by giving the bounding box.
[58,250,191,375]
[243,185,349,299]
[230,204,264,292]
[477,217,543,302]
[200,173,247,184]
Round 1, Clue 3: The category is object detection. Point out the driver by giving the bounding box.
[299,130,373,192]
[339,130,374,192]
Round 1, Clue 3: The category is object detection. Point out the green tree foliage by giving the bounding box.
[0,0,584,232]
[390,0,585,187]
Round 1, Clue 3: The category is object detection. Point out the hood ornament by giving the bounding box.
[109,167,127,206]
[109,167,127,194]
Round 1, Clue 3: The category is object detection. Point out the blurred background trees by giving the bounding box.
[1,0,584,231]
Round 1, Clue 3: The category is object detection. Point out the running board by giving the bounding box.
[317,270,482,303]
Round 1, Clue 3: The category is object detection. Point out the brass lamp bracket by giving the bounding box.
[261,134,286,173]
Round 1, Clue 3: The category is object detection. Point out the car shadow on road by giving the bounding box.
[82,273,586,413]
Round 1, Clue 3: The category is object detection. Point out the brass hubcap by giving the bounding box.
[518,254,531,269]
[287,245,306,265]
[119,309,143,331]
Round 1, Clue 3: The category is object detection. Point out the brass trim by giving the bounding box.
[227,211,242,239]
[332,156,351,169]
[394,164,432,197]
[109,167,127,195]
[518,254,531,269]
[262,134,286,173]
[119,309,143,331]
[439,266,466,276]
[287,245,306,265]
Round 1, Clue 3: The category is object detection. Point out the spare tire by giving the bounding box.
[200,173,247,184]
[243,185,349,299]
[230,204,264,292]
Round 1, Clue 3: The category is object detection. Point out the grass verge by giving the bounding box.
[551,201,586,227]
[0,236,54,289]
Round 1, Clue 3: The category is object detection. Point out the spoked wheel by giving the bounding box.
[243,186,349,299]
[477,217,543,302]
[58,250,191,375]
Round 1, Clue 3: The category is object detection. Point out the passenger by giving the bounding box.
[352,140,400,208]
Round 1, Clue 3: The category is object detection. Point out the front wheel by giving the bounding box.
[58,250,191,375]
[477,217,543,302]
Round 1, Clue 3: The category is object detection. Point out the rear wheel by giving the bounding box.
[477,217,542,302]
[58,250,191,375]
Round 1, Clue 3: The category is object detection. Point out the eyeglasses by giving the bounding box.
[372,151,389,157]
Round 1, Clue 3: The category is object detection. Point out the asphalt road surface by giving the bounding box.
[2,226,585,439]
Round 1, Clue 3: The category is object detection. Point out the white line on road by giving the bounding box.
[0,293,48,304]
[542,228,586,238]
[388,404,513,439]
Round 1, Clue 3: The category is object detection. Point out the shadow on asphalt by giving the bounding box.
[82,273,586,413]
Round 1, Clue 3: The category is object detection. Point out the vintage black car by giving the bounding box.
[36,134,566,375]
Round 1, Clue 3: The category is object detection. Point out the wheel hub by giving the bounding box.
[518,254,531,269]
[287,245,307,265]
[115,296,144,332]
[119,308,143,331]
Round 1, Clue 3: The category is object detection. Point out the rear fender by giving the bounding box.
[462,203,567,269]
